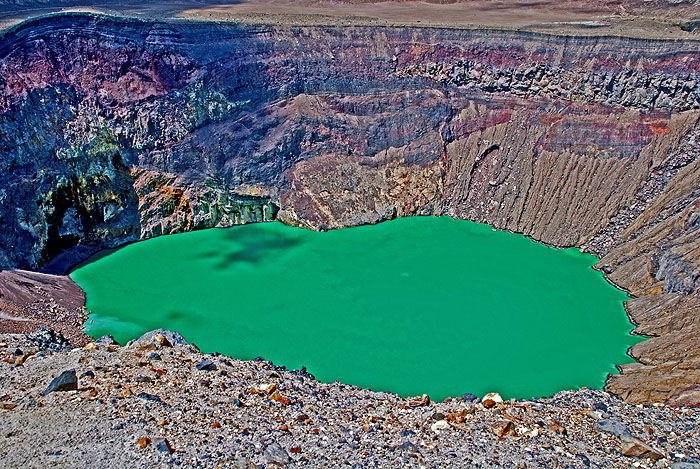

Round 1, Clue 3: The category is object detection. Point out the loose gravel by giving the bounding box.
[0,329,698,468]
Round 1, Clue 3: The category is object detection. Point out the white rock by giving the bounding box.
[430,420,450,432]
[482,392,503,408]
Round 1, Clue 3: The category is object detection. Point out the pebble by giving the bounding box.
[430,420,450,432]
[154,437,174,454]
[263,441,290,465]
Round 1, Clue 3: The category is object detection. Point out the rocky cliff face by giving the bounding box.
[1,13,699,402]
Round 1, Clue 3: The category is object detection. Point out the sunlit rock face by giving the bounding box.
[1,13,699,403]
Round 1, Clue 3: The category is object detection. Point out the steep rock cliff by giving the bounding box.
[1,13,699,402]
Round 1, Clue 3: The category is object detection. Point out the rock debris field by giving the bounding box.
[0,328,699,468]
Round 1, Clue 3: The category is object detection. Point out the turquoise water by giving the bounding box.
[71,217,641,400]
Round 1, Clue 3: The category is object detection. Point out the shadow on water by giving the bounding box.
[68,243,131,274]
[212,224,305,269]
[165,310,187,321]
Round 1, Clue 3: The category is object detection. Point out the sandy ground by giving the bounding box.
[0,0,698,39]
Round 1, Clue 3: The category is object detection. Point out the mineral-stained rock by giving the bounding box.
[482,393,503,408]
[408,394,430,407]
[152,334,171,347]
[489,419,515,437]
[620,434,664,460]
[136,437,151,449]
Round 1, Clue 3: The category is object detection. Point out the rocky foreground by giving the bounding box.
[0,328,697,468]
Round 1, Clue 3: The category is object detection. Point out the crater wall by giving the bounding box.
[1,13,699,403]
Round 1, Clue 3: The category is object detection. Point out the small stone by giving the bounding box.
[20,398,39,409]
[84,343,99,350]
[430,420,450,432]
[259,383,277,395]
[481,392,503,408]
[232,459,257,469]
[620,434,663,460]
[264,441,290,465]
[148,352,161,361]
[136,392,165,404]
[489,419,515,437]
[41,369,78,396]
[135,376,152,383]
[80,370,95,379]
[461,393,478,402]
[157,420,167,426]
[290,446,301,454]
[196,359,217,371]
[154,437,174,454]
[546,420,567,435]
[136,437,151,449]
[575,454,591,467]
[270,391,291,405]
[153,334,171,347]
[408,394,430,407]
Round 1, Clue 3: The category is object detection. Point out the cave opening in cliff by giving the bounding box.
[70,216,641,400]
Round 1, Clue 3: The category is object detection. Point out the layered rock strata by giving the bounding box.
[0,13,699,402]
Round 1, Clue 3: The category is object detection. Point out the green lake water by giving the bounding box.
[71,217,642,400]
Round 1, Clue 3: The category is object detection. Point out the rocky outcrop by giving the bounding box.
[402,60,700,112]
[1,13,700,402]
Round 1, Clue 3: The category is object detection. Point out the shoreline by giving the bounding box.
[1,214,645,402]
